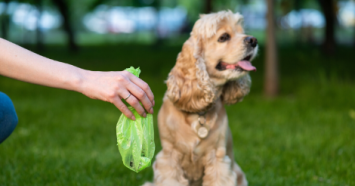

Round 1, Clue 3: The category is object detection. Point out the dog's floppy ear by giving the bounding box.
[221,74,251,105]
[166,37,216,113]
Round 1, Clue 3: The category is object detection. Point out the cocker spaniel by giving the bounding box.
[144,10,258,186]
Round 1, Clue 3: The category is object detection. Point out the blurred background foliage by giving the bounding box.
[1,0,354,48]
[1,0,355,185]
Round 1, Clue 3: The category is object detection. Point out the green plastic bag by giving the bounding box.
[116,67,155,173]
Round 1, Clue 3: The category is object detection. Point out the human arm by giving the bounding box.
[0,38,154,120]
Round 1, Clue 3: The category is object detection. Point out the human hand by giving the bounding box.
[79,70,155,120]
[0,38,154,118]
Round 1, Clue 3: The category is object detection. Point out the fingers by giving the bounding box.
[112,97,136,120]
[124,92,147,118]
[126,82,154,115]
[128,74,155,106]
[112,71,154,118]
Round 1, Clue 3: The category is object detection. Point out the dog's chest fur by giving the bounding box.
[164,100,230,181]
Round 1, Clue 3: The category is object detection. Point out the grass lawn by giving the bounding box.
[1,44,355,186]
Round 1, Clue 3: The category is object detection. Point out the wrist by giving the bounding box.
[69,67,87,94]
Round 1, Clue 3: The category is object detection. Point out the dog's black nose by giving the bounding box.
[244,36,258,48]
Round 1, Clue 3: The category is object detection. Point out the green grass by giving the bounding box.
[1,44,355,186]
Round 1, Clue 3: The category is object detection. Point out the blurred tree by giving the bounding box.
[280,0,321,44]
[34,0,44,51]
[203,0,238,14]
[354,23,355,48]
[214,0,239,12]
[18,0,79,51]
[87,0,163,45]
[291,0,303,44]
[153,0,163,48]
[51,0,78,52]
[177,0,203,22]
[88,0,133,10]
[205,0,212,13]
[87,0,107,10]
[0,0,10,39]
[14,0,44,48]
[317,0,336,54]
[265,0,279,97]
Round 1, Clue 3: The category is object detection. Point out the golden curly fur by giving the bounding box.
[144,10,258,186]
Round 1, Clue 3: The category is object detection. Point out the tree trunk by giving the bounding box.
[317,0,336,54]
[0,0,10,39]
[265,0,279,97]
[51,0,78,52]
[35,0,44,51]
[205,0,212,14]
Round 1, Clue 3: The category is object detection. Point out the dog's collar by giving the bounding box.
[197,111,207,116]
[179,106,215,139]
[180,105,213,115]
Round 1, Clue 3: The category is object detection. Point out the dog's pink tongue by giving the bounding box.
[237,61,256,71]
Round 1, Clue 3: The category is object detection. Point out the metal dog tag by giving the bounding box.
[197,126,208,138]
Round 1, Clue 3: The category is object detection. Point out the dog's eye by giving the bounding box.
[218,33,230,42]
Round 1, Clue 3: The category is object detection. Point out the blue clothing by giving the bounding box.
[0,92,18,144]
